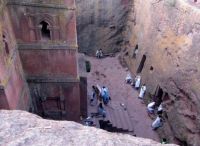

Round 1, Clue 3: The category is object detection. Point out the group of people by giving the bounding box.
[147,101,164,130]
[125,73,164,130]
[125,74,147,99]
[90,85,111,118]
[96,49,103,58]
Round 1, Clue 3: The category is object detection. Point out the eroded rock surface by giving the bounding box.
[123,0,200,145]
[0,110,178,146]
[76,0,130,55]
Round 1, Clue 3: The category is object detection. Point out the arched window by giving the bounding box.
[40,21,51,40]
[2,35,9,55]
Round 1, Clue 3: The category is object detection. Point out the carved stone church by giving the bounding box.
[0,0,86,121]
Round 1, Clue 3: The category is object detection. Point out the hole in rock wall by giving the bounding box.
[150,66,154,71]
[125,51,129,56]
[3,35,9,55]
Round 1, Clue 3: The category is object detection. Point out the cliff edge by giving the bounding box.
[0,110,177,146]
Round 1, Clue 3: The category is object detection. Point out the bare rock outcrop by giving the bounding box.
[0,110,177,146]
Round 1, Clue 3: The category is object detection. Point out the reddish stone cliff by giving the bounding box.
[123,0,200,145]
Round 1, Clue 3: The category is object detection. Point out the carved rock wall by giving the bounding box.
[123,0,200,145]
[0,0,82,121]
[0,1,31,110]
[76,0,130,55]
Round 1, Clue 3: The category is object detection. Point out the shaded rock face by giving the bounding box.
[0,0,82,121]
[123,0,200,145]
[76,0,130,55]
[0,110,177,146]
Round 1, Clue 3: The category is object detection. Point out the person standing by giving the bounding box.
[135,75,141,90]
[99,49,103,58]
[96,50,100,58]
[125,73,132,84]
[157,103,163,115]
[101,86,110,105]
[139,84,146,99]
[90,85,97,106]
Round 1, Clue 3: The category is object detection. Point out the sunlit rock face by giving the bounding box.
[76,0,130,55]
[0,110,178,146]
[123,0,200,145]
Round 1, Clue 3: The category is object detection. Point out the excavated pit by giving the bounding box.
[77,0,200,145]
[0,0,200,145]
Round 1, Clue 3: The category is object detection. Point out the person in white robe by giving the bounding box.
[134,75,141,89]
[157,103,163,115]
[125,73,132,84]
[152,115,163,130]
[158,103,163,112]
[139,84,146,99]
[96,50,100,58]
[147,101,155,113]
[99,49,103,58]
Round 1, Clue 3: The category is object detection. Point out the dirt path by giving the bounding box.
[82,54,159,142]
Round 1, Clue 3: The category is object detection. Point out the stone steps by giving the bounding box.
[118,109,128,130]
[104,103,134,132]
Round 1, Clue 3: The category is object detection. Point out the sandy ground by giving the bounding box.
[80,54,159,142]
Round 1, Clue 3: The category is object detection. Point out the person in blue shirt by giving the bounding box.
[101,86,110,105]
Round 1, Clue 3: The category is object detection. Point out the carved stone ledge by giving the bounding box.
[7,0,76,10]
[18,43,78,50]
[27,76,79,83]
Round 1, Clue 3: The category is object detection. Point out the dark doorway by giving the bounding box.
[154,86,163,106]
[31,86,66,120]
[137,55,146,73]
[41,96,66,120]
[85,60,91,72]
[40,21,51,39]
[156,87,163,98]
[3,35,9,55]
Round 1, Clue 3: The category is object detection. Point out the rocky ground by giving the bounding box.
[0,110,178,146]
[80,53,161,142]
